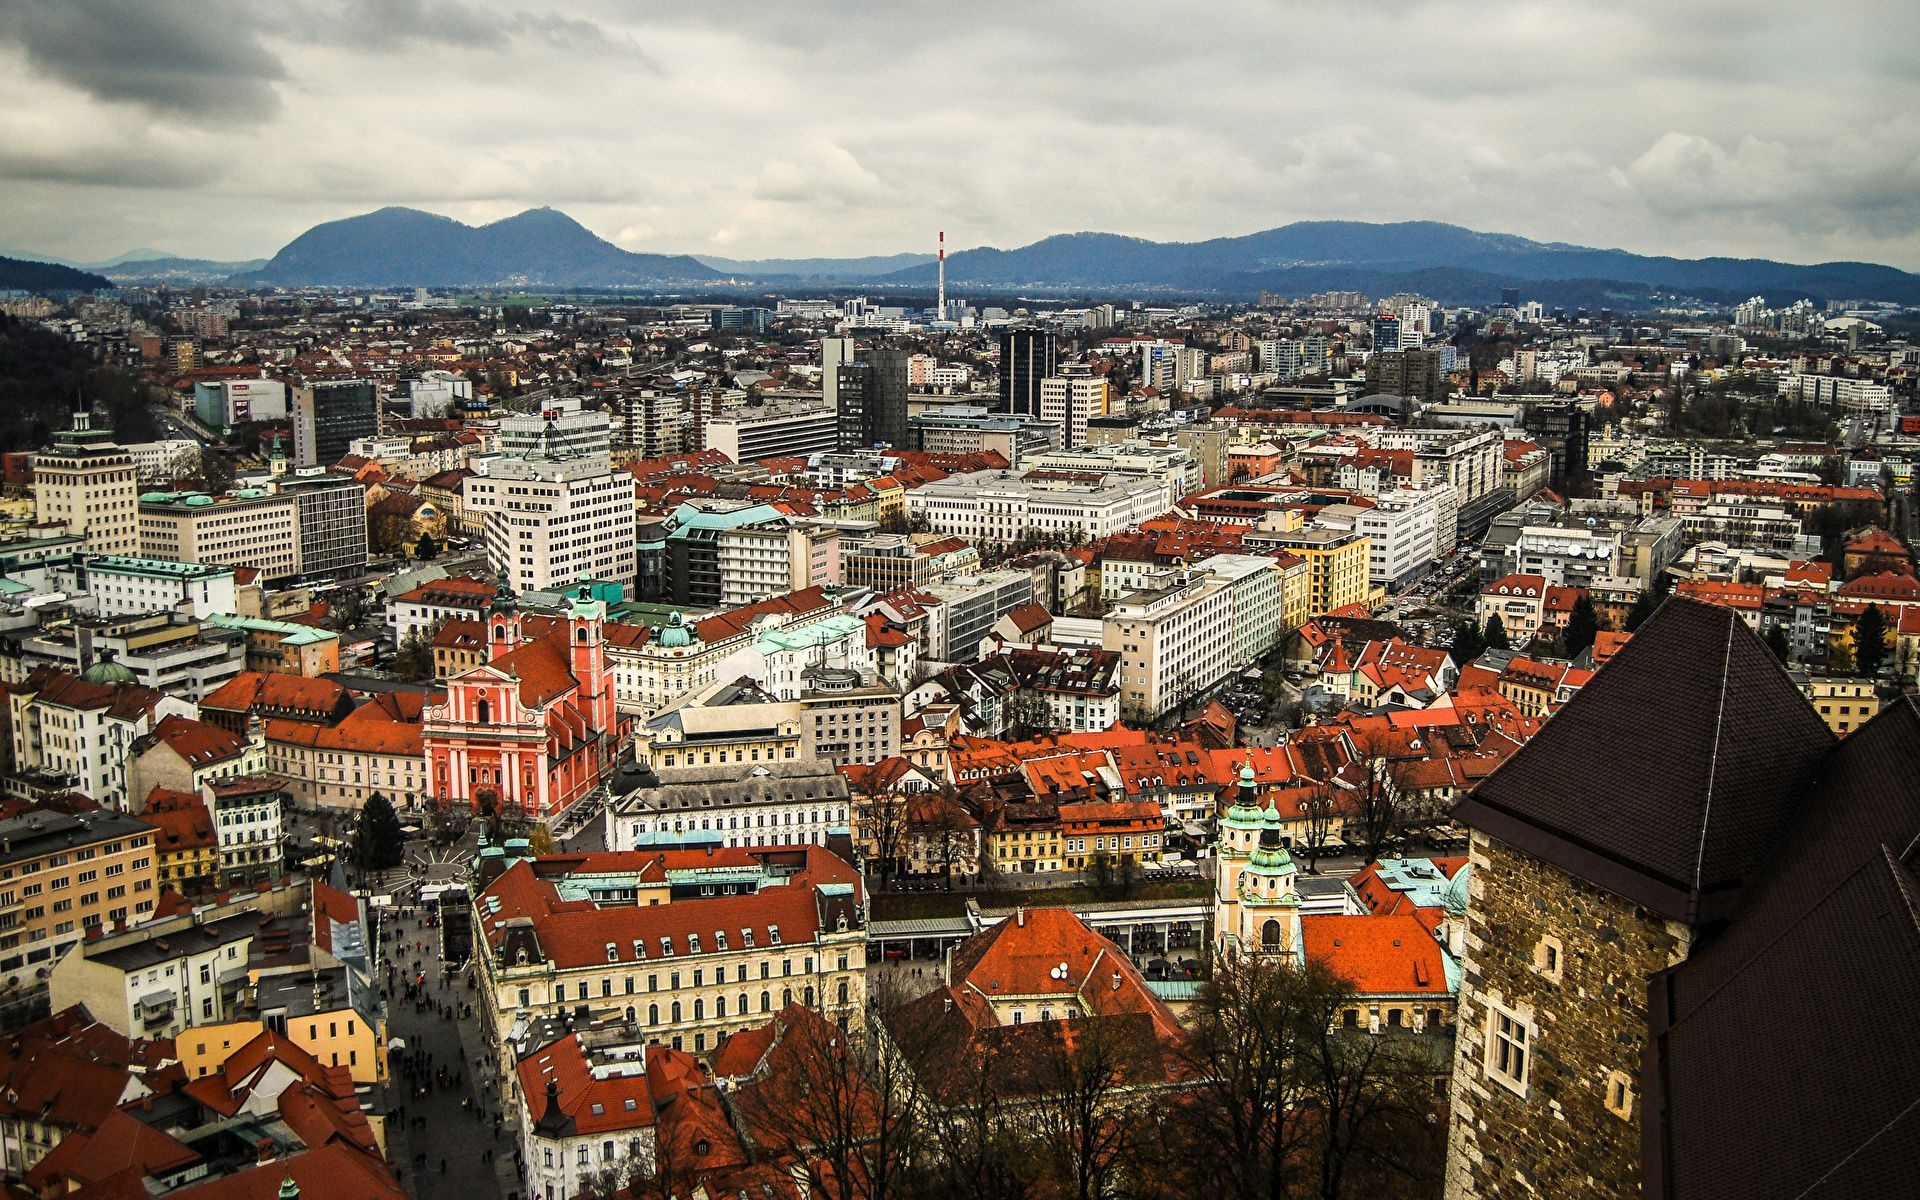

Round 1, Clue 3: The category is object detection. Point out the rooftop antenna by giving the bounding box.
[937,230,945,322]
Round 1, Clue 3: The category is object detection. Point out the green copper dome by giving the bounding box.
[1222,757,1264,830]
[658,610,694,648]
[81,653,135,686]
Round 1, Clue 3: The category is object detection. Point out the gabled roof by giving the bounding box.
[1456,597,1833,927]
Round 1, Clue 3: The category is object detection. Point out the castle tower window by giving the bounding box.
[1486,1001,1531,1097]
[1604,1070,1634,1120]
[1533,936,1564,982]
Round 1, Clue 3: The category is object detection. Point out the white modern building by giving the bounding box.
[1103,573,1235,722]
[906,469,1169,545]
[59,556,237,620]
[467,457,637,593]
[496,397,613,462]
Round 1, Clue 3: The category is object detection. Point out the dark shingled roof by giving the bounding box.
[1454,597,1833,926]
[1645,696,1920,1200]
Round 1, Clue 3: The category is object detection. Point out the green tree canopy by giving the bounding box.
[1451,618,1484,664]
[1483,613,1511,651]
[1562,594,1599,658]
[1855,604,1889,678]
[351,793,407,871]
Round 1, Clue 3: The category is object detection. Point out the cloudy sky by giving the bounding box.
[3,0,1917,268]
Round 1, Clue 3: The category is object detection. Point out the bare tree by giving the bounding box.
[1301,782,1343,873]
[861,789,910,890]
[731,1005,917,1200]
[908,1034,1043,1200]
[1031,1015,1161,1200]
[1349,734,1411,864]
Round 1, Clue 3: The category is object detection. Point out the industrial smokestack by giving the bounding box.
[937,230,946,323]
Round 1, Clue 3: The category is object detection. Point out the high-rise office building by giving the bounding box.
[999,327,1056,417]
[1038,363,1109,449]
[820,336,855,414]
[1365,349,1449,405]
[292,379,378,468]
[34,405,139,556]
[836,346,910,451]
[278,470,370,581]
[497,396,611,463]
[466,457,637,593]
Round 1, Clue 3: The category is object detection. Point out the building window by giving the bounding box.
[1485,1002,1531,1097]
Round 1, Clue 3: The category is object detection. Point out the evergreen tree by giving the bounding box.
[1451,618,1484,664]
[1625,589,1661,631]
[414,531,439,561]
[1563,594,1599,657]
[351,793,407,871]
[1855,604,1889,678]
[1483,613,1511,651]
[1764,625,1792,664]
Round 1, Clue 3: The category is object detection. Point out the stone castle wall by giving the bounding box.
[1444,831,1691,1200]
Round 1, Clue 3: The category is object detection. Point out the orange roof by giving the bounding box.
[1300,913,1451,996]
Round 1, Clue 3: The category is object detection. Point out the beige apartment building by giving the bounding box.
[33,411,140,557]
[0,808,159,992]
[139,489,302,582]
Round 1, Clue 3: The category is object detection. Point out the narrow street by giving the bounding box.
[375,903,519,1200]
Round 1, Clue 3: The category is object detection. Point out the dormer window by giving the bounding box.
[659,937,673,956]
[741,928,754,949]
[632,939,645,960]
[688,933,701,954]
[606,942,618,962]
[715,931,728,951]
[767,925,781,946]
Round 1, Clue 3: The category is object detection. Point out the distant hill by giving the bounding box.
[103,257,267,284]
[879,221,1920,305]
[697,252,936,281]
[243,207,722,287]
[0,256,112,293]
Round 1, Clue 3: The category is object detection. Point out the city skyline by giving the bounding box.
[3,1,1918,269]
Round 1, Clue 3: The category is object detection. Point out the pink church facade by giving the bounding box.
[422,591,626,823]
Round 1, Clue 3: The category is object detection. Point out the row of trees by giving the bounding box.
[665,955,1446,1200]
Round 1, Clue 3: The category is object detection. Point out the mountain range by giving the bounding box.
[12,208,1920,305]
[874,222,1920,306]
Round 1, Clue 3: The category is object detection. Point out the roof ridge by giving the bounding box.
[1687,612,1737,913]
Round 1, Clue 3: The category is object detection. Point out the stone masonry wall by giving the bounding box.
[1443,832,1691,1200]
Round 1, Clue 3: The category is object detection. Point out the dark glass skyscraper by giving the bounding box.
[998,327,1055,417]
[836,346,909,451]
[293,379,379,467]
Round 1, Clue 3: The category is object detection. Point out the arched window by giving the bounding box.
[804,986,815,1007]
[837,980,849,1006]
[647,1003,659,1025]
[692,999,704,1020]
[671,1001,682,1022]
[476,697,491,725]
[739,992,749,1016]
[1261,919,1283,950]
[715,995,726,1018]
[760,990,772,1013]
[782,987,793,1008]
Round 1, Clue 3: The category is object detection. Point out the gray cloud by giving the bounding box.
[1,0,1916,269]
[0,0,286,119]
